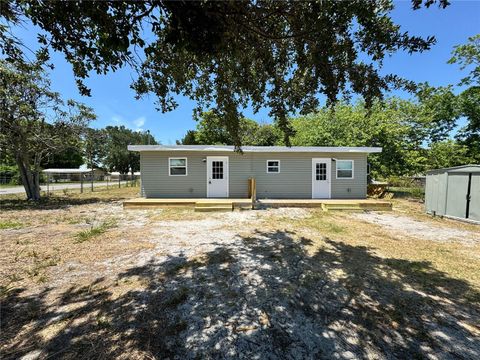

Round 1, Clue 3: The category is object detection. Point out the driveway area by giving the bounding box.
[1,191,479,359]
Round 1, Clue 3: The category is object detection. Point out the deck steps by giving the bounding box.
[322,202,392,211]
[194,201,234,212]
[124,198,392,212]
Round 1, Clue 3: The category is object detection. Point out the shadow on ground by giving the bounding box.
[2,230,479,359]
[0,196,126,211]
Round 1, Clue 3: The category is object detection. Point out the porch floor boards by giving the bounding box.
[123,198,392,211]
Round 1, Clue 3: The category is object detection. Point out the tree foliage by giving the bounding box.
[448,34,480,162]
[448,34,480,86]
[178,111,280,146]
[103,126,157,174]
[1,0,449,147]
[42,146,84,169]
[426,140,470,170]
[0,59,95,200]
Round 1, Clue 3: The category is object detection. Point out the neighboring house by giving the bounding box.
[43,168,106,182]
[108,171,141,181]
[43,168,86,182]
[128,145,382,199]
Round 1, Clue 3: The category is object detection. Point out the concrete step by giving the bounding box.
[195,205,233,212]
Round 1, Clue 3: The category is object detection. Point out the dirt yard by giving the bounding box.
[1,189,479,359]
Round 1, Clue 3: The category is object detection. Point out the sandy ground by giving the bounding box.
[1,200,479,359]
[352,212,480,243]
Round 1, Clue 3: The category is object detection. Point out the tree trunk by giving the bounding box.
[16,155,40,200]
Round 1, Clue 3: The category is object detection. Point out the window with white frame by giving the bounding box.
[336,160,353,178]
[169,158,187,176]
[266,160,280,173]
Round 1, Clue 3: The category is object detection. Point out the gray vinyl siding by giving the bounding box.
[140,151,368,199]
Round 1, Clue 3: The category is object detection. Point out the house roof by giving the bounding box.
[128,145,382,153]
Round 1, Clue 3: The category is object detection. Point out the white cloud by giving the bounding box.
[112,115,123,123]
[133,116,146,128]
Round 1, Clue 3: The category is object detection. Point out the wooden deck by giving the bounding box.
[123,198,392,211]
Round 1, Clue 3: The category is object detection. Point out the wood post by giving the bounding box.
[248,178,256,209]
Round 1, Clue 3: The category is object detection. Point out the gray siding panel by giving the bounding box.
[140,151,369,199]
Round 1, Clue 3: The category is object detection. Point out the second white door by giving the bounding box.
[207,156,229,198]
[312,158,331,198]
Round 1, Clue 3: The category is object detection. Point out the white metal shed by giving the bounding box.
[425,165,480,223]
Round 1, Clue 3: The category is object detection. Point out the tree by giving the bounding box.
[427,140,470,170]
[180,110,281,146]
[415,84,460,143]
[83,128,107,170]
[2,0,449,147]
[103,126,157,176]
[448,34,480,86]
[289,99,433,178]
[0,59,95,200]
[42,146,84,169]
[456,87,480,162]
[176,130,198,145]
[447,35,480,162]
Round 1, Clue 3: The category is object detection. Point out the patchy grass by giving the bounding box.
[74,219,118,243]
[388,186,425,200]
[289,209,480,292]
[0,186,140,211]
[1,195,479,359]
[0,220,24,229]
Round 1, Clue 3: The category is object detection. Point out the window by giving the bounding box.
[169,158,187,176]
[336,160,353,179]
[316,163,327,181]
[212,161,224,179]
[267,160,280,173]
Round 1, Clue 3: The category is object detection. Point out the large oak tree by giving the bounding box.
[1,0,449,148]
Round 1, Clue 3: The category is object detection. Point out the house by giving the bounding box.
[108,171,141,181]
[128,145,382,199]
[42,168,106,182]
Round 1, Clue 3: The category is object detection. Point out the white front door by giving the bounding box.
[207,156,229,198]
[312,158,331,199]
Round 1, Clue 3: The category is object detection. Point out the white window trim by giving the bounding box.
[336,160,354,179]
[168,157,188,176]
[266,160,281,174]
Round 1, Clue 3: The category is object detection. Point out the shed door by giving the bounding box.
[207,156,229,198]
[469,174,480,221]
[312,158,331,199]
[445,174,468,219]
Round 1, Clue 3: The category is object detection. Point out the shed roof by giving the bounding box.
[128,145,382,153]
[426,164,480,175]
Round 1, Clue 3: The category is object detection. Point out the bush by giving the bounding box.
[386,176,415,187]
[0,165,21,185]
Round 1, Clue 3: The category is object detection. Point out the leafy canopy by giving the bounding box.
[178,110,280,146]
[0,59,95,199]
[1,0,449,147]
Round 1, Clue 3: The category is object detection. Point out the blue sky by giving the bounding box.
[12,1,480,144]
